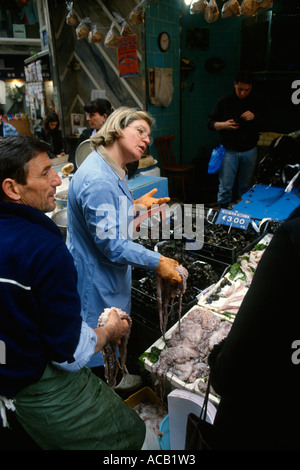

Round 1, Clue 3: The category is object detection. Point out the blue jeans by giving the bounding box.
[217,147,257,205]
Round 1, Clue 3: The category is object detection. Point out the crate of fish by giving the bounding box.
[154,239,230,285]
[131,276,198,334]
[192,210,269,264]
[140,304,232,405]
[197,233,273,322]
[131,243,229,333]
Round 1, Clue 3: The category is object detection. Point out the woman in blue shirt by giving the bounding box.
[67,107,181,384]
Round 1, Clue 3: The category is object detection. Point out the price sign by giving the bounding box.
[216,209,250,230]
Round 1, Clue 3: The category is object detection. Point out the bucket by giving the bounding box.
[137,158,160,177]
[158,415,170,450]
[51,208,67,241]
[54,189,68,209]
[166,389,217,450]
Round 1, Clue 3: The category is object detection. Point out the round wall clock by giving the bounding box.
[158,32,170,52]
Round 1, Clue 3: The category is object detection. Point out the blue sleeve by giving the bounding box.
[79,176,161,270]
[3,123,19,137]
[31,239,82,364]
[52,321,97,372]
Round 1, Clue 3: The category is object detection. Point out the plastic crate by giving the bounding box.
[131,289,197,334]
[131,250,230,334]
[195,215,268,264]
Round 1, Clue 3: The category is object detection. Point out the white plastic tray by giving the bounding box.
[141,304,220,406]
[197,233,273,321]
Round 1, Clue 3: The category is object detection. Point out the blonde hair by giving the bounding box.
[90,106,154,149]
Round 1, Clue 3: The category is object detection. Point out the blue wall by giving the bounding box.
[180,4,242,163]
[145,0,181,160]
[145,0,242,166]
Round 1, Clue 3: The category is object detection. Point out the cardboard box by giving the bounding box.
[128,173,168,199]
[125,386,163,408]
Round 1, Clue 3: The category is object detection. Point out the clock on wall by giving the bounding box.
[158,32,170,52]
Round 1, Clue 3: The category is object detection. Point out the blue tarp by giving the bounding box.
[233,184,300,221]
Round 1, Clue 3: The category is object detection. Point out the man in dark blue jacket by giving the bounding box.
[0,136,155,450]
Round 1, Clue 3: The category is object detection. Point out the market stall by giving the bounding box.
[48,120,300,452]
[49,164,291,450]
[49,147,291,446]
[135,231,272,450]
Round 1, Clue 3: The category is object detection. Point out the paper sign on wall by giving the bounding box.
[118,35,139,78]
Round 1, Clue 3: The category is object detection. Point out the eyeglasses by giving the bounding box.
[129,126,153,146]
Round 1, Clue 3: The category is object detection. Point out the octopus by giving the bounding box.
[97,307,131,387]
[133,401,167,436]
[152,306,231,398]
[157,265,189,339]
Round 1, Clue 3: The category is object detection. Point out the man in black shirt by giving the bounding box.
[77,98,113,145]
[207,70,265,208]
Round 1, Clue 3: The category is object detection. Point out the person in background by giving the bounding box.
[67,107,182,390]
[77,98,113,145]
[0,105,19,137]
[207,70,265,208]
[0,136,158,450]
[36,111,64,157]
[208,204,300,450]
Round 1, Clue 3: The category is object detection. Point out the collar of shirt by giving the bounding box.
[97,145,128,183]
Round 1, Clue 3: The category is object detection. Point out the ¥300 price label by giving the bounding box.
[216,209,250,230]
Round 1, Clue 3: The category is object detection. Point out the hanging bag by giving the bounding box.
[204,0,219,23]
[185,376,217,450]
[207,144,225,174]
